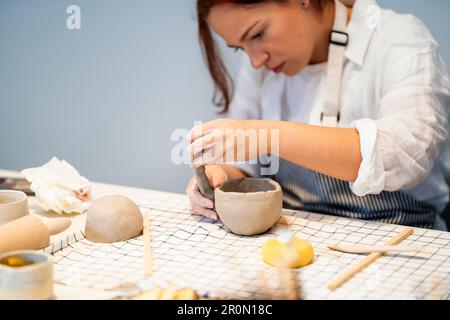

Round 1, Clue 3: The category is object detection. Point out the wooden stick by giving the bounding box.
[282,270,301,300]
[327,228,414,291]
[283,241,301,300]
[259,270,272,300]
[327,244,423,254]
[143,213,152,276]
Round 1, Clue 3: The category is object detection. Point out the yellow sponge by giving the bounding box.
[262,237,314,268]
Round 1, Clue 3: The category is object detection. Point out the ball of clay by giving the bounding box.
[262,237,314,269]
[85,195,143,243]
[214,178,282,236]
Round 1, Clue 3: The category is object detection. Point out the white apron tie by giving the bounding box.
[321,0,349,127]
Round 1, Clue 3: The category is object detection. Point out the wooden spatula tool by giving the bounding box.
[194,166,215,202]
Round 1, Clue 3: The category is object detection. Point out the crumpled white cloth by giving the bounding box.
[21,157,91,214]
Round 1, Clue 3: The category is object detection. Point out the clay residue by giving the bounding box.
[220,179,276,193]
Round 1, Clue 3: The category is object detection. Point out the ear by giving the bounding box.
[301,0,311,9]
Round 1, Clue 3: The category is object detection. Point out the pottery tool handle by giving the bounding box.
[0,215,50,254]
[0,216,72,254]
[46,218,71,236]
[327,244,424,254]
[194,166,215,202]
[143,213,152,276]
[327,228,414,291]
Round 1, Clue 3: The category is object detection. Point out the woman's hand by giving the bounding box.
[185,165,228,221]
[188,119,362,183]
[187,119,269,168]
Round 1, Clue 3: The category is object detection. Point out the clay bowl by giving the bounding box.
[214,178,282,236]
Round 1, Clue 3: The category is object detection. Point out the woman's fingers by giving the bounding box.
[191,186,214,209]
[185,176,196,195]
[189,133,227,168]
[186,178,217,221]
[188,127,252,168]
[190,203,218,221]
[186,123,214,143]
[187,131,222,159]
[208,172,227,189]
[191,147,225,168]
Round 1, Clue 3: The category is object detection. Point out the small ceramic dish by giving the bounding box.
[0,250,54,300]
[0,190,29,225]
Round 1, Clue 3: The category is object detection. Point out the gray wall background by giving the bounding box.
[1,0,449,194]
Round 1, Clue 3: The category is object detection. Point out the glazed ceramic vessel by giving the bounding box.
[0,190,29,225]
[0,250,53,300]
[215,178,282,236]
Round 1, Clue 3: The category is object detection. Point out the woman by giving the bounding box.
[186,0,450,229]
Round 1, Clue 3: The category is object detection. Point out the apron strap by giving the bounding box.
[321,0,349,127]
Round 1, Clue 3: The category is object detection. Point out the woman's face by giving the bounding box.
[208,0,325,76]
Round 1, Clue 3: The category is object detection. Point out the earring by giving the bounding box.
[301,0,308,8]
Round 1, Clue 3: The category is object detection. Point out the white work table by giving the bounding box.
[1,169,450,300]
[0,169,166,243]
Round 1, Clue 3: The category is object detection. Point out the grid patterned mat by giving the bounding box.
[44,192,450,299]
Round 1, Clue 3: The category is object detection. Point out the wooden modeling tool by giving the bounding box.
[327,228,414,291]
[260,259,302,300]
[0,215,71,254]
[328,244,424,254]
[143,213,152,276]
[194,166,215,202]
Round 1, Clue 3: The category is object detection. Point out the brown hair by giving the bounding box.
[197,0,331,113]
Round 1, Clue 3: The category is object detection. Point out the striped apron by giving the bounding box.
[269,158,436,228]
[268,0,437,228]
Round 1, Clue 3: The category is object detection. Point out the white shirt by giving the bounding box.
[227,0,450,217]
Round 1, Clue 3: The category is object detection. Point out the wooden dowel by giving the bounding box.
[327,244,424,254]
[143,213,152,276]
[327,228,414,291]
[282,270,301,300]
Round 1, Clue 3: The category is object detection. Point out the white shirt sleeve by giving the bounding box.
[225,56,263,177]
[350,17,450,196]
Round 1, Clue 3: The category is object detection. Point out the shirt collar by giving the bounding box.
[345,0,379,66]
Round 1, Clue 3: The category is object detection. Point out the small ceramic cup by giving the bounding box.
[0,250,54,300]
[0,190,29,225]
[215,178,283,236]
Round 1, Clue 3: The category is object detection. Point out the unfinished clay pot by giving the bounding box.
[214,178,282,236]
[85,195,143,243]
